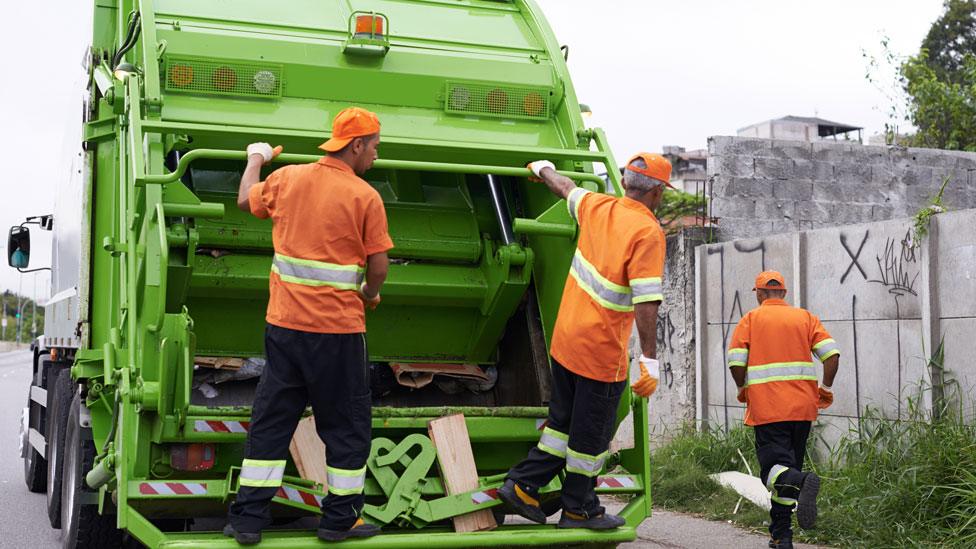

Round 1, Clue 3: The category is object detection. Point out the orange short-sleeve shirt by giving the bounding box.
[549,189,666,382]
[248,156,393,334]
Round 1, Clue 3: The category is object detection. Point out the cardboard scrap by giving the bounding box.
[389,363,489,389]
[195,356,244,370]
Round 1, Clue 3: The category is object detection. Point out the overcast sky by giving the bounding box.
[0,1,944,297]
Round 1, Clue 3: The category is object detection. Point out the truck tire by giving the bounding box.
[47,368,73,528]
[60,394,122,549]
[24,394,47,493]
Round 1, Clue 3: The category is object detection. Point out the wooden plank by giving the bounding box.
[428,414,497,532]
[288,416,329,489]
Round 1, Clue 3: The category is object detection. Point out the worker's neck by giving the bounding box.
[624,191,652,211]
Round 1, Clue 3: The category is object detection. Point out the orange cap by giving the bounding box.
[626,153,674,189]
[754,270,787,290]
[319,107,381,152]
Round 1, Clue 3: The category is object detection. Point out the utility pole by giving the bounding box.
[15,276,22,344]
[31,273,37,339]
[1,291,7,341]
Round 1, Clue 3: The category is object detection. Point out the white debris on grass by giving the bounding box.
[709,471,772,511]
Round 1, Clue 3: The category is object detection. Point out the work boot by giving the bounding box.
[318,518,381,542]
[557,510,625,530]
[796,471,821,529]
[768,536,794,549]
[498,479,546,524]
[222,523,261,546]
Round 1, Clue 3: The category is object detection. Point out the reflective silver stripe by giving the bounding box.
[271,254,364,290]
[630,277,663,303]
[812,338,840,360]
[240,459,286,488]
[727,348,748,367]
[327,466,366,495]
[570,251,633,312]
[745,362,817,386]
[566,448,607,477]
[537,426,569,458]
[566,188,591,223]
[766,464,789,490]
[771,495,797,506]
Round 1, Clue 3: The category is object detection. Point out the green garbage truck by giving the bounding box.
[13,1,652,547]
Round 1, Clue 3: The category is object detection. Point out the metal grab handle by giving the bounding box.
[136,148,606,186]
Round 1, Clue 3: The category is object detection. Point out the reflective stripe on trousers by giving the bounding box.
[327,465,367,496]
[812,338,840,361]
[565,447,608,477]
[569,250,634,312]
[630,276,663,303]
[766,464,798,506]
[271,253,365,290]
[727,347,748,367]
[537,426,569,458]
[240,459,287,488]
[745,362,817,386]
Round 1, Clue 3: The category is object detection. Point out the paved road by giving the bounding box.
[0,351,823,548]
[0,350,61,548]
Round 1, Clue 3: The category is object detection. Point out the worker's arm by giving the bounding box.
[237,143,281,213]
[527,161,576,200]
[634,301,659,359]
[729,366,746,388]
[821,354,839,387]
[362,252,389,298]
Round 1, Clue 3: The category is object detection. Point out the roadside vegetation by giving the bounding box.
[651,371,976,547]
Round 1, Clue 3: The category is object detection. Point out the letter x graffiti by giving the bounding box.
[840,232,869,284]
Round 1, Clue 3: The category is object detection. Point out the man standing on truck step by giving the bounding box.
[225,106,392,545]
[498,154,671,530]
[726,271,839,549]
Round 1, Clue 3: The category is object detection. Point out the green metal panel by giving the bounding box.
[56,0,652,546]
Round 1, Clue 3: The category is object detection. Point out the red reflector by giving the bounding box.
[355,15,384,36]
[170,444,215,472]
[211,66,237,91]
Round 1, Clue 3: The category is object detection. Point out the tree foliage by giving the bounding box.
[657,189,706,234]
[921,0,976,83]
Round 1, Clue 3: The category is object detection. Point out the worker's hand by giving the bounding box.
[246,143,283,165]
[817,386,833,409]
[736,386,748,404]
[632,355,660,398]
[359,282,381,311]
[526,160,556,182]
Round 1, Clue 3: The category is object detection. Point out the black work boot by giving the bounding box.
[498,479,546,524]
[796,471,821,529]
[557,510,625,530]
[223,524,261,546]
[769,536,794,549]
[318,518,381,542]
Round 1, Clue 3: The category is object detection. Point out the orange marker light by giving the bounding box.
[487,88,508,113]
[355,15,384,36]
[168,64,193,87]
[523,92,544,116]
[212,66,237,91]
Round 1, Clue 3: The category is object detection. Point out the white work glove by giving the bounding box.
[246,142,282,165]
[632,355,660,398]
[527,160,556,178]
[358,282,381,311]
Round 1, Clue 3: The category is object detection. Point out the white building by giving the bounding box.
[738,115,862,143]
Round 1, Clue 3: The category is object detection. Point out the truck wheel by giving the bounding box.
[60,394,122,549]
[47,368,73,528]
[24,394,47,492]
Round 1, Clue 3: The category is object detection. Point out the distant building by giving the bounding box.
[662,146,707,195]
[738,115,862,143]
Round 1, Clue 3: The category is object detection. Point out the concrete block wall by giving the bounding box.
[696,209,976,448]
[707,136,976,241]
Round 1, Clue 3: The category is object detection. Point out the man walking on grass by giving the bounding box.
[727,270,839,549]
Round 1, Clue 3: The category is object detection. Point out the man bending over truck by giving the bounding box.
[225,107,392,545]
[498,154,673,529]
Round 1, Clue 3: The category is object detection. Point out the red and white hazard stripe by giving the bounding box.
[535,419,548,431]
[596,475,637,489]
[138,482,208,496]
[470,488,499,505]
[193,420,250,433]
[275,485,324,508]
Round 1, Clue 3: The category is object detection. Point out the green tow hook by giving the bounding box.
[363,435,437,527]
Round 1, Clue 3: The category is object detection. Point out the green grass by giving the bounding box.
[650,394,976,548]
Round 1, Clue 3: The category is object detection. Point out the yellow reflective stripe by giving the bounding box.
[746,362,816,386]
[570,269,633,312]
[748,361,814,372]
[569,250,634,312]
[747,374,818,387]
[565,448,608,477]
[819,349,840,361]
[812,338,840,361]
[275,253,364,273]
[271,264,360,290]
[326,465,367,496]
[630,276,663,303]
[537,426,569,458]
[566,188,591,223]
[240,459,287,488]
[575,252,630,294]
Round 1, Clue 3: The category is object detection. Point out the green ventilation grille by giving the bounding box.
[163,56,283,98]
[444,81,551,120]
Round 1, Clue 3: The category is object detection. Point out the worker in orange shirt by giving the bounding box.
[498,154,670,530]
[727,271,839,549]
[224,107,392,545]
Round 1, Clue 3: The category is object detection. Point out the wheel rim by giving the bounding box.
[61,414,77,542]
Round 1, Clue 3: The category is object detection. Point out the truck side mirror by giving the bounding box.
[7,226,30,269]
